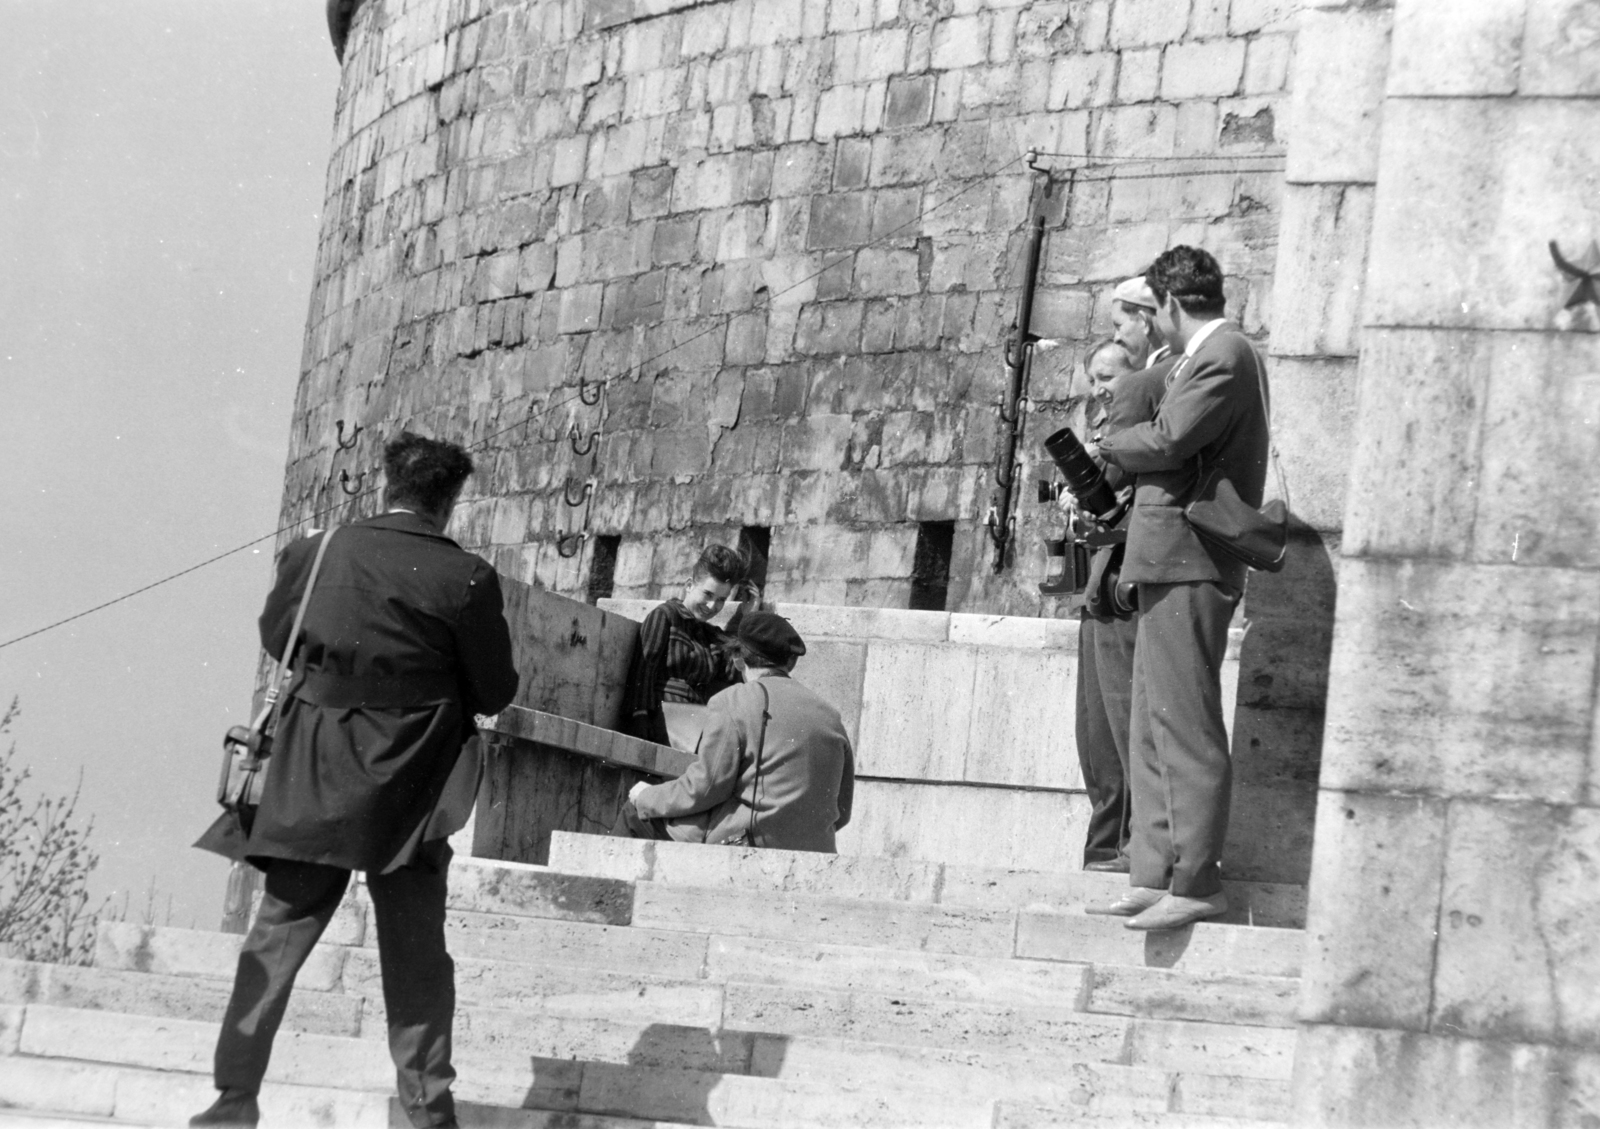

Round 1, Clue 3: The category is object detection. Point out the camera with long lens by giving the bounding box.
[1038,426,1136,612]
[1042,426,1118,519]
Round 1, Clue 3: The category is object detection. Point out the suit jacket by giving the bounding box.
[240,511,519,873]
[633,672,856,854]
[1096,322,1270,591]
[1095,357,1175,493]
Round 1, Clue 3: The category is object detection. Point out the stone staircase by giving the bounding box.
[0,837,1304,1127]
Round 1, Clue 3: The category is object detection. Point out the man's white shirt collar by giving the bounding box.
[1184,318,1227,357]
[1145,344,1171,369]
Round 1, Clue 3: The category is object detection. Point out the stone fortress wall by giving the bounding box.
[283,0,1600,1119]
[284,0,1338,889]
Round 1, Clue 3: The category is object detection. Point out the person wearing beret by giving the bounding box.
[616,612,855,853]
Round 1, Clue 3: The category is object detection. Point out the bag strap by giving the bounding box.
[257,526,339,741]
[743,680,771,845]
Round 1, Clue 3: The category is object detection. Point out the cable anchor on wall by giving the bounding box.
[563,475,595,508]
[338,469,366,496]
[579,377,604,406]
[335,419,362,450]
[568,422,599,456]
[556,531,588,558]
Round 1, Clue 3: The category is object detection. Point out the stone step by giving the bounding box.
[546,832,1308,927]
[14,952,1283,1084]
[4,1000,1290,1126]
[0,1050,700,1129]
[7,950,1298,1083]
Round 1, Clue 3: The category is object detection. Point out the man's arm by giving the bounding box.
[1096,350,1242,475]
[257,533,322,661]
[624,605,672,741]
[834,737,855,831]
[632,697,744,819]
[456,561,520,717]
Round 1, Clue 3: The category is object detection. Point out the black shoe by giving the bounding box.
[1084,857,1131,873]
[190,1089,259,1128]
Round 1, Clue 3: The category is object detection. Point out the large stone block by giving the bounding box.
[1283,7,1389,185]
[1291,1023,1600,1127]
[1161,39,1247,100]
[1342,329,1489,561]
[965,648,1080,789]
[1365,98,1600,330]
[1109,0,1192,47]
[1298,789,1447,1031]
[1269,185,1373,359]
[1263,357,1357,533]
[1521,0,1600,96]
[1388,0,1525,96]
[856,641,976,778]
[1432,799,1600,1046]
[1321,557,1600,803]
[1473,332,1600,570]
[839,778,1087,872]
[790,638,867,743]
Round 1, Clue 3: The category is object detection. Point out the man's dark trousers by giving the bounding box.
[1076,612,1138,865]
[1127,581,1238,898]
[214,849,457,1127]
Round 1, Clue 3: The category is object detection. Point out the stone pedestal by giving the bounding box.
[1290,0,1600,1121]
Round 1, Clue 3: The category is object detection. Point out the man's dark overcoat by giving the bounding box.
[235,511,518,874]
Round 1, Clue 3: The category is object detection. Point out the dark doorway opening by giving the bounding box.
[738,525,771,593]
[587,534,621,604]
[909,521,954,611]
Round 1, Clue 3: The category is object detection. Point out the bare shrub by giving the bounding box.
[0,698,102,964]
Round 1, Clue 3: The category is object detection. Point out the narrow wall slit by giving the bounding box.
[909,521,954,611]
[586,534,621,604]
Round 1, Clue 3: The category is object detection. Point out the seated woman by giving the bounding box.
[623,544,748,747]
[616,611,856,853]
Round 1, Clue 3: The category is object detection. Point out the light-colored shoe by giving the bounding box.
[1125,891,1229,931]
[1085,885,1165,916]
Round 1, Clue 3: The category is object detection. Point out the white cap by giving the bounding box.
[1112,276,1158,311]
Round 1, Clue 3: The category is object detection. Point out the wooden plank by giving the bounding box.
[499,577,638,729]
[485,707,695,777]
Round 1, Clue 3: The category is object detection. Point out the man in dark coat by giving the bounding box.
[1088,246,1270,932]
[1074,335,1172,872]
[192,432,518,1129]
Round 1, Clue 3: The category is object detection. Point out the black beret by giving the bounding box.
[736,610,807,666]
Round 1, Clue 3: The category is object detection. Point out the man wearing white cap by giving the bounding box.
[1110,276,1171,370]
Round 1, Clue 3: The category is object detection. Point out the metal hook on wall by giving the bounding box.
[335,419,362,450]
[563,475,595,508]
[556,531,588,558]
[339,469,366,496]
[568,422,598,456]
[578,377,604,406]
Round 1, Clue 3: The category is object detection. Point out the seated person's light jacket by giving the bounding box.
[630,672,855,854]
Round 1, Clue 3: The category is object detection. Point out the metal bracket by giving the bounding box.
[579,377,604,406]
[563,476,595,508]
[557,531,588,558]
[335,419,362,450]
[338,469,366,496]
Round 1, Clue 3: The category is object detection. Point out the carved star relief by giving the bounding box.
[1550,240,1600,310]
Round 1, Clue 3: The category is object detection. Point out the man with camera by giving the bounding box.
[192,432,520,1129]
[1086,246,1270,931]
[1067,308,1175,873]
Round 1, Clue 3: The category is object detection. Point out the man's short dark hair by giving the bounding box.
[692,544,747,586]
[383,431,474,513]
[1147,246,1226,317]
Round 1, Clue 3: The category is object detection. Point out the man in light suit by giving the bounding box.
[1087,246,1270,931]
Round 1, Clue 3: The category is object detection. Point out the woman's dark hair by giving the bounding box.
[383,431,474,513]
[692,544,747,586]
[1146,245,1226,317]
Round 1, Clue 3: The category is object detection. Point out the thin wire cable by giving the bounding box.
[0,154,1030,653]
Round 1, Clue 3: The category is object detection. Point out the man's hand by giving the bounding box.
[628,781,650,804]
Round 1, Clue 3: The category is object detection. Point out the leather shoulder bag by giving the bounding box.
[215,526,338,814]
[1182,344,1290,573]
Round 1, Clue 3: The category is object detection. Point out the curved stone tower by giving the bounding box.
[282,0,1290,616]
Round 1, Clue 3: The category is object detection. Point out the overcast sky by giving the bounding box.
[0,1,337,927]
